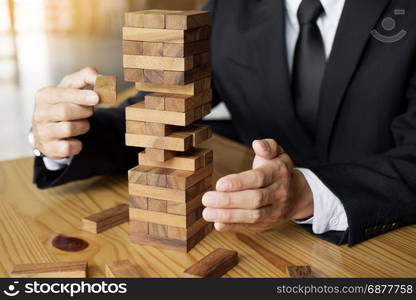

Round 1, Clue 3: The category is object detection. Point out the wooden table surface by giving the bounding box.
[1,135,415,278]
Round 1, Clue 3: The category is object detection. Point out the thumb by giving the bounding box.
[252,139,284,159]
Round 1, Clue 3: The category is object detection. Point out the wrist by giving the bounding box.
[289,169,314,220]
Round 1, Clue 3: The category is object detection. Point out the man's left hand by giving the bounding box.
[202,139,314,231]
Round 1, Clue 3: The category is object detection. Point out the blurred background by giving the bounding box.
[0,0,230,161]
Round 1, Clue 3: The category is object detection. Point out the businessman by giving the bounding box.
[31,0,416,245]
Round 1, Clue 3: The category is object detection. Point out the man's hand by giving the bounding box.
[32,67,100,159]
[202,139,314,232]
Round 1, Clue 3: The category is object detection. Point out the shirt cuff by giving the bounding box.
[294,168,348,234]
[43,157,73,171]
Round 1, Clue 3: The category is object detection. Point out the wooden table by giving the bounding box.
[0,135,415,278]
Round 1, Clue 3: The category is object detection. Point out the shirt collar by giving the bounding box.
[285,0,346,27]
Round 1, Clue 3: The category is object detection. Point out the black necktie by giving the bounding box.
[292,0,326,138]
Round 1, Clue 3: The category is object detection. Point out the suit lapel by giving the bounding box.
[316,0,391,160]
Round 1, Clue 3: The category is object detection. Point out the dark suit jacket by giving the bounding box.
[34,0,416,246]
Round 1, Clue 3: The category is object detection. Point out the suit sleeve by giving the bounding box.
[33,92,145,189]
[310,64,416,245]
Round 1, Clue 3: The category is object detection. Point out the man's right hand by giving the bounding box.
[32,67,100,159]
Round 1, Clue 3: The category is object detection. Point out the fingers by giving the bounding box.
[58,67,99,89]
[36,86,99,106]
[202,205,274,224]
[214,222,273,232]
[38,120,90,140]
[216,160,286,191]
[39,103,93,122]
[252,139,284,159]
[202,187,276,209]
[40,138,83,159]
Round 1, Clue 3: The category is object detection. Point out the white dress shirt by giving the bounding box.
[43,0,349,234]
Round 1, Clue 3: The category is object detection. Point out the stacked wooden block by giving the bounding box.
[123,10,214,252]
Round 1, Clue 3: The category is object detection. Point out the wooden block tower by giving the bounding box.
[122,10,214,252]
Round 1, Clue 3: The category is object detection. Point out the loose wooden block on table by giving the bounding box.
[94,75,116,104]
[10,261,87,278]
[135,78,211,96]
[165,11,211,30]
[81,204,129,234]
[139,148,212,171]
[182,248,238,278]
[124,68,143,82]
[123,26,210,44]
[105,259,141,278]
[286,266,313,278]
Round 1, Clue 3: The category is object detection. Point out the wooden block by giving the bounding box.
[147,168,170,188]
[10,261,87,278]
[81,204,129,234]
[126,102,195,126]
[144,69,164,84]
[167,217,207,240]
[123,26,210,44]
[148,199,167,212]
[164,89,212,113]
[178,124,212,146]
[143,13,165,29]
[126,120,145,134]
[139,148,212,171]
[123,40,143,55]
[165,11,211,30]
[163,40,210,58]
[194,105,203,120]
[129,176,210,203]
[130,208,187,228]
[149,223,168,238]
[145,122,174,136]
[105,259,141,278]
[164,65,211,85]
[202,102,212,116]
[125,10,169,27]
[123,55,193,72]
[94,75,116,104]
[142,42,163,56]
[167,192,204,216]
[130,221,210,252]
[129,195,147,209]
[167,164,213,190]
[128,165,152,184]
[124,68,144,82]
[135,78,211,96]
[125,132,192,151]
[145,93,165,110]
[145,148,176,162]
[130,219,148,234]
[286,266,313,278]
[182,249,238,278]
